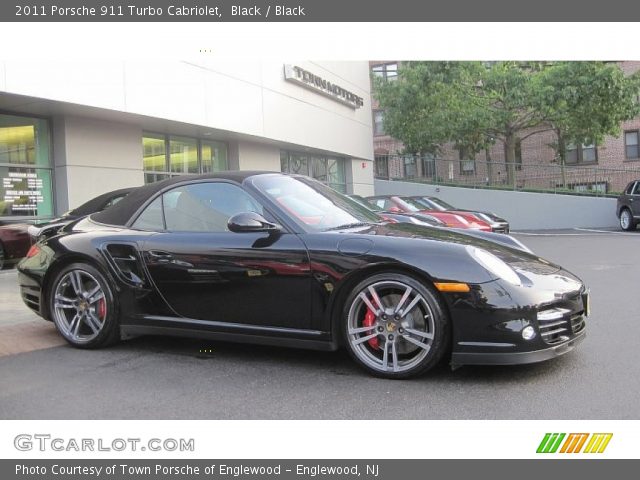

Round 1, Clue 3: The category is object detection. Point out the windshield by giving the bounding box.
[253,175,382,231]
[427,197,455,210]
[410,197,440,210]
[397,197,425,212]
[349,195,383,212]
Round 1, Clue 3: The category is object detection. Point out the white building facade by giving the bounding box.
[0,60,374,220]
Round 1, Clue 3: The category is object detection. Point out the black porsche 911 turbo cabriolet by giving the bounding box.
[17,172,589,378]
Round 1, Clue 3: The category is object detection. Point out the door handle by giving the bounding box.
[148,250,174,263]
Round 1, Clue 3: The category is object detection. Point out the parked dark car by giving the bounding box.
[18,172,588,378]
[367,195,493,231]
[408,195,510,233]
[616,181,640,231]
[348,194,444,227]
[0,220,31,269]
[28,187,136,241]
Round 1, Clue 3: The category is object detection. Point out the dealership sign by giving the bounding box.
[284,65,364,109]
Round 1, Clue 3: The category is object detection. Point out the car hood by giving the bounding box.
[331,222,564,276]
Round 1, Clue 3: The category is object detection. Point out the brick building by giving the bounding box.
[370,61,640,194]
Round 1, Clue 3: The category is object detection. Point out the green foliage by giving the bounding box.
[374,61,640,163]
[534,62,640,160]
[374,61,486,155]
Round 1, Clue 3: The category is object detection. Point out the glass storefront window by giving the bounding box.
[310,156,328,183]
[0,114,50,167]
[0,113,53,219]
[142,133,228,183]
[143,133,167,172]
[201,140,228,173]
[288,153,309,175]
[281,150,346,193]
[327,158,346,192]
[170,136,198,174]
[0,167,54,218]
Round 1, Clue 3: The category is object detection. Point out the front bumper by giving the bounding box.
[447,274,588,366]
[452,331,585,365]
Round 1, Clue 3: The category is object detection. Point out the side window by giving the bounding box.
[103,195,127,210]
[163,182,264,232]
[373,199,386,209]
[633,183,640,195]
[625,182,635,195]
[132,197,164,230]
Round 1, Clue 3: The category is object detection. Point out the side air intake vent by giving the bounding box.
[102,243,145,286]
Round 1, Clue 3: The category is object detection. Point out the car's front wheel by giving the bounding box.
[48,263,120,348]
[620,208,636,231]
[342,273,449,379]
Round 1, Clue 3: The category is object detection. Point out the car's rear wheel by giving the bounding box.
[620,208,636,231]
[49,263,120,348]
[342,273,449,379]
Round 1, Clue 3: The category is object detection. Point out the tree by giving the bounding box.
[477,62,551,184]
[534,62,640,187]
[373,61,487,156]
[375,61,551,184]
[374,61,640,187]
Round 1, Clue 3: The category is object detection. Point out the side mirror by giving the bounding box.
[228,212,280,234]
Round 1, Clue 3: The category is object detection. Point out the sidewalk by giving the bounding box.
[0,269,36,327]
[0,269,65,356]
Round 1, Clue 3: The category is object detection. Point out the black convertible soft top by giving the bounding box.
[69,187,136,217]
[91,171,275,226]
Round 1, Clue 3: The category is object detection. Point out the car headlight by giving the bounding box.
[466,246,521,286]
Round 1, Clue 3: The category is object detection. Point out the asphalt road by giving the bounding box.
[0,228,638,419]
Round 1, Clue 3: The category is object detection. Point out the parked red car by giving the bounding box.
[366,195,492,231]
[407,195,510,233]
[0,221,31,269]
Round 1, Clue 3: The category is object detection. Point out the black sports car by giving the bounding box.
[18,172,589,378]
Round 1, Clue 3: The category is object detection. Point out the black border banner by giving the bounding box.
[4,0,640,22]
[4,459,640,479]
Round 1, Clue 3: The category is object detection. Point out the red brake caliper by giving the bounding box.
[97,298,107,319]
[363,306,379,349]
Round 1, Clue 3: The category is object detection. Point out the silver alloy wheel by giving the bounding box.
[347,280,435,374]
[52,269,107,344]
[621,209,632,230]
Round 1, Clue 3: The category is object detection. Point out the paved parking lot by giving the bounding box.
[0,229,638,419]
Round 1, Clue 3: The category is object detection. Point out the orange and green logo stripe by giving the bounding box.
[537,433,612,453]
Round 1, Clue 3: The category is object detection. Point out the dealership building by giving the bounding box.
[0,61,374,221]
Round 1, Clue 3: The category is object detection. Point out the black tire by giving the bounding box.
[0,241,5,270]
[620,208,636,231]
[342,272,450,379]
[48,262,120,348]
